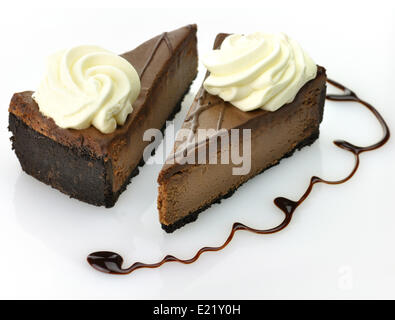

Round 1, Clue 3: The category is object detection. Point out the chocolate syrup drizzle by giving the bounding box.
[216,104,226,131]
[168,91,221,159]
[170,90,226,159]
[139,32,173,79]
[87,78,390,275]
[185,91,223,139]
[195,90,226,131]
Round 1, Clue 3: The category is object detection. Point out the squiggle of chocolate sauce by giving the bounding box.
[87,78,390,275]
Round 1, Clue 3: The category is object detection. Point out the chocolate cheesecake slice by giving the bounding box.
[9,24,198,207]
[158,33,326,232]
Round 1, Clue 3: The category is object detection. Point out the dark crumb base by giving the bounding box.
[9,84,192,208]
[9,113,112,207]
[161,129,320,233]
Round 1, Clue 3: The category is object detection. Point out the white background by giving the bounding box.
[1,0,394,299]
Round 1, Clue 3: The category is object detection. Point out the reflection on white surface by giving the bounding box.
[2,3,395,299]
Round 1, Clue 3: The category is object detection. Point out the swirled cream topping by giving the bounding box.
[33,45,140,134]
[202,32,317,112]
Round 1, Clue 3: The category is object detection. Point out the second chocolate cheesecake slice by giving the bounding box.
[158,32,326,232]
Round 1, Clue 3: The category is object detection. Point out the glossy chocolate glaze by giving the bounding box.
[87,78,390,275]
[139,32,173,79]
[170,91,222,159]
[185,97,218,141]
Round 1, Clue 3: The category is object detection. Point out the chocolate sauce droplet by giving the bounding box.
[274,197,298,215]
[87,251,125,274]
[87,78,390,275]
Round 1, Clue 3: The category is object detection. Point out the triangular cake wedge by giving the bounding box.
[158,33,326,232]
[9,24,198,207]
